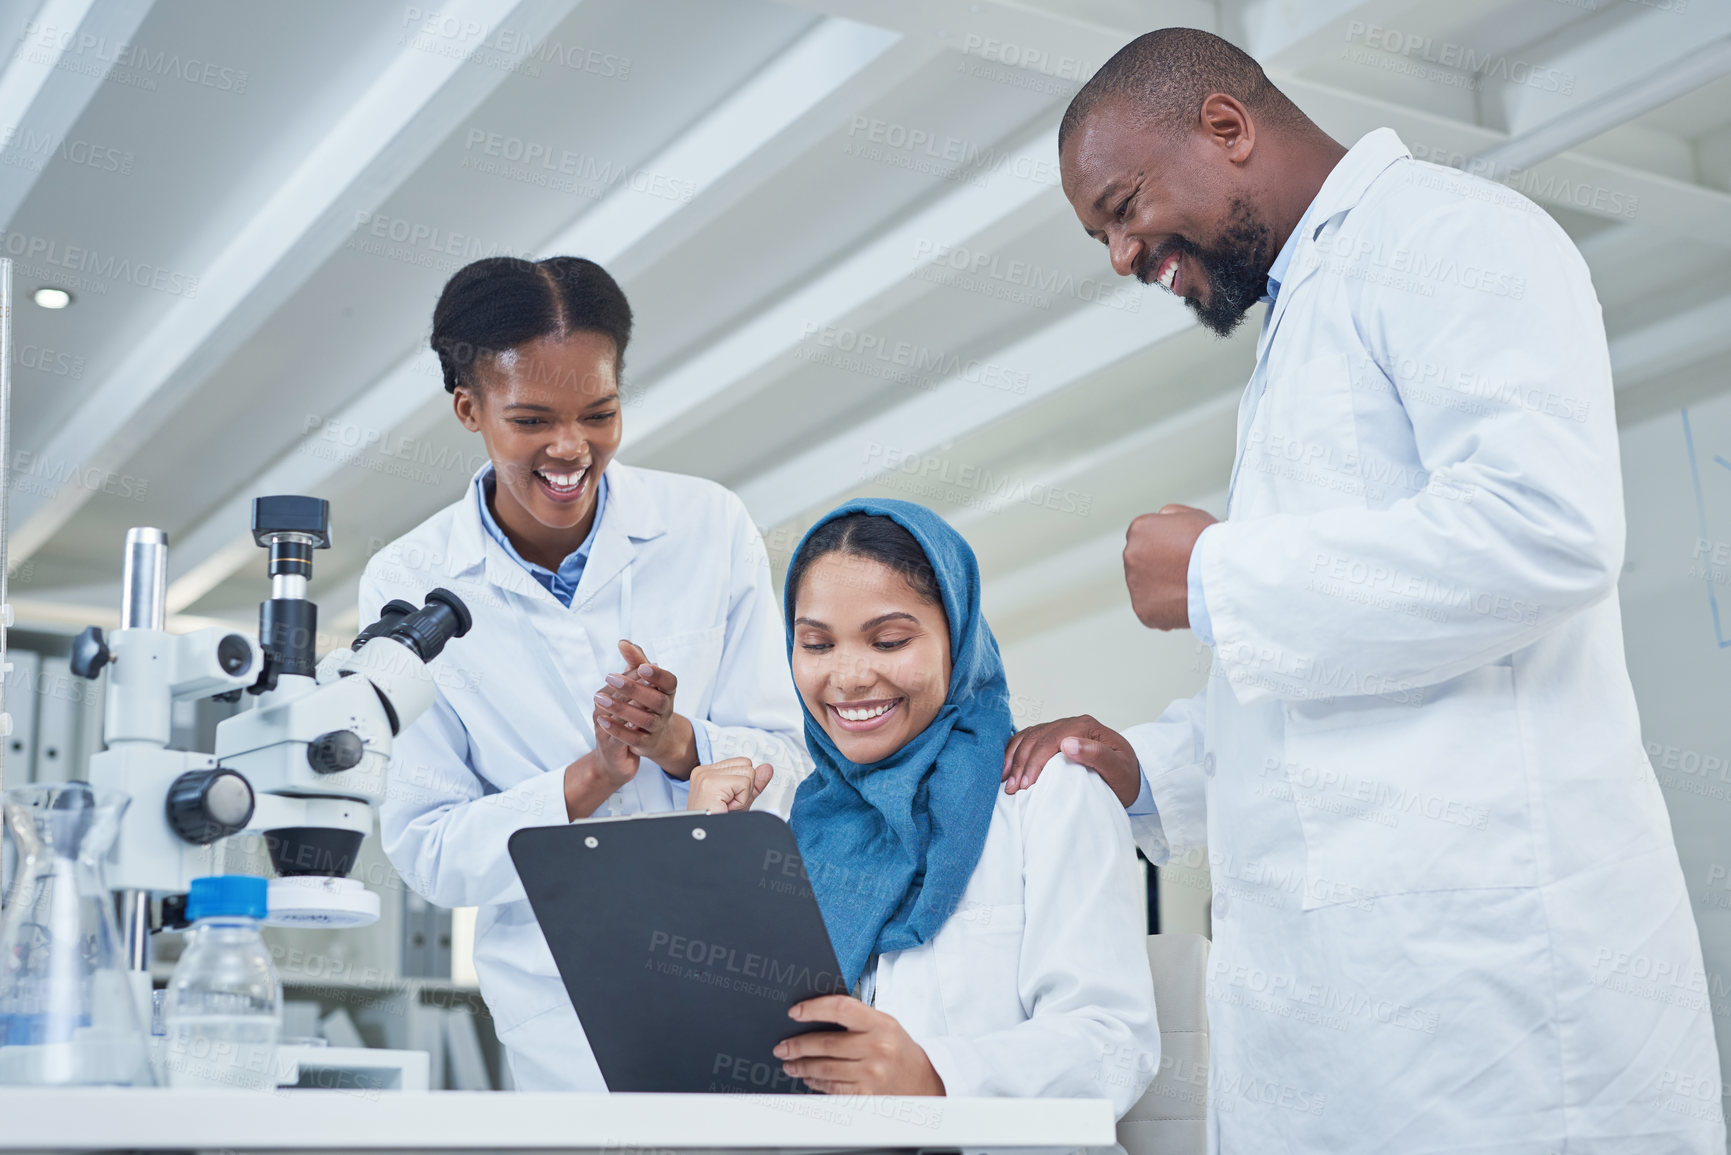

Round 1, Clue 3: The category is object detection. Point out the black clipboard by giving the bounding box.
[508,809,847,1093]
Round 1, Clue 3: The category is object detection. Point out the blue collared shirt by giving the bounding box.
[475,466,608,608]
[1260,205,1311,307]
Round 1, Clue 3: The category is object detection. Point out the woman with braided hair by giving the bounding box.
[361,255,807,1091]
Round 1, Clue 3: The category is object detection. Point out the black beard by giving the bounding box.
[1141,197,1275,338]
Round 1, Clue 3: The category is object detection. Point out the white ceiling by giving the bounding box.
[5,0,1731,648]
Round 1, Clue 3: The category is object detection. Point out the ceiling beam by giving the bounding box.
[949,387,1238,530]
[1574,221,1652,269]
[9,0,583,563]
[620,121,1066,462]
[814,0,1731,239]
[1472,32,1731,182]
[0,0,155,229]
[1609,290,1731,399]
[1280,74,1731,237]
[162,15,904,613]
[1223,0,1433,75]
[605,31,934,285]
[738,292,1198,530]
[983,519,1126,637]
[779,0,1215,65]
[1483,2,1731,142]
[982,484,1229,642]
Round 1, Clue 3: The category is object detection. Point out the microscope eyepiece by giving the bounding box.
[425,587,473,636]
[384,588,473,663]
[351,599,417,651]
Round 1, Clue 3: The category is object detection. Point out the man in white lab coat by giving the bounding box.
[1006,27,1725,1153]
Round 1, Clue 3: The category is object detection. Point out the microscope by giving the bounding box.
[69,496,471,978]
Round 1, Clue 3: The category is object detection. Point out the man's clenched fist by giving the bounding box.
[1123,505,1217,630]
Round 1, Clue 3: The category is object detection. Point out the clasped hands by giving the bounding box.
[563,639,772,819]
[590,638,694,780]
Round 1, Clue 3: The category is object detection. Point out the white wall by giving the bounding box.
[1620,394,1731,1117]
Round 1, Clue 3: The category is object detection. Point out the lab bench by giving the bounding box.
[0,1088,1112,1154]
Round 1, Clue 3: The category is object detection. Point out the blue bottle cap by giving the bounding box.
[185,875,269,922]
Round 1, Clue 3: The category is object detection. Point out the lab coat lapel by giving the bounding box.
[445,465,554,601]
[1258,127,1410,357]
[1226,129,1413,511]
[566,466,668,811]
[573,464,666,650]
[1228,267,1317,511]
[440,472,597,767]
[574,500,634,646]
[540,471,668,758]
[526,475,648,754]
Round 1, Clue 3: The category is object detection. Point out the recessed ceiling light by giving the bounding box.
[32,287,72,309]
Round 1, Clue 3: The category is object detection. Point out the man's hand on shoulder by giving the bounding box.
[1002,714,1142,808]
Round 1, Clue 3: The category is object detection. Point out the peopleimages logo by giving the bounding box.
[911,240,1141,312]
[461,129,695,203]
[398,8,631,80]
[0,125,134,175]
[797,322,1030,395]
[17,20,249,92]
[958,34,1095,82]
[1342,21,1574,94]
[1408,143,1640,220]
[861,442,1093,517]
[0,230,199,297]
[843,116,1062,188]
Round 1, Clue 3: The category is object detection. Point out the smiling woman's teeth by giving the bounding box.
[537,467,587,494]
[836,702,893,721]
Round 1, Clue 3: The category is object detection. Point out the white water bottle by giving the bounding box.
[163,875,282,1089]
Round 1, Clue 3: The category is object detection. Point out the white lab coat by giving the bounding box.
[1126,129,1723,1153]
[867,755,1159,1119]
[361,462,808,1091]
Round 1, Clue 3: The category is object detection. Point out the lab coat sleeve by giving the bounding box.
[1185,526,1216,645]
[695,494,812,818]
[916,756,1160,1117]
[365,571,569,910]
[1203,197,1624,704]
[1120,687,1211,866]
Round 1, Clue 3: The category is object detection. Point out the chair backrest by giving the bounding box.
[1116,933,1209,1155]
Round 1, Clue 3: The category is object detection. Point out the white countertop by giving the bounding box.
[0,1088,1114,1153]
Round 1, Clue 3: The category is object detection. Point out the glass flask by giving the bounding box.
[0,783,155,1085]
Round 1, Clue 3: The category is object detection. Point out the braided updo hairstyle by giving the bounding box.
[430,256,634,394]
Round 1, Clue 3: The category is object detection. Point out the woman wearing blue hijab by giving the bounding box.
[772,499,1159,1114]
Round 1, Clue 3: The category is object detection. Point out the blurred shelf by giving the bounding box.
[148,960,479,997]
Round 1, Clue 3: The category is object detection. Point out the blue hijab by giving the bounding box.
[786,499,1015,989]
